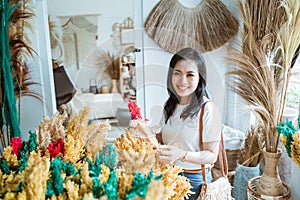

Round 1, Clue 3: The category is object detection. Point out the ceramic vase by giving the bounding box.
[232,162,260,200]
[110,79,118,93]
[116,102,130,127]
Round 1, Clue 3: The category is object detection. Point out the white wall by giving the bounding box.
[46,0,251,132]
[19,0,56,139]
[140,0,250,132]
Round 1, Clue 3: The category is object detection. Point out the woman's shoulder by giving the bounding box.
[201,100,221,118]
[202,99,218,110]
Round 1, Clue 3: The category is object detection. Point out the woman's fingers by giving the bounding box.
[157,155,172,164]
[157,149,172,156]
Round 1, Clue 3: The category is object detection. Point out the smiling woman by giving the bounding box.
[171,59,200,105]
[156,47,223,200]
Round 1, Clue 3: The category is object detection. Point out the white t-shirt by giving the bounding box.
[158,100,222,170]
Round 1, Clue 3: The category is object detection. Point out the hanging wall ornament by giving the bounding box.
[144,0,239,53]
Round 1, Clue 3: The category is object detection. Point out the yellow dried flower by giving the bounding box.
[117,170,134,199]
[80,162,93,185]
[100,164,110,185]
[16,191,26,200]
[82,192,99,200]
[134,179,165,200]
[85,121,110,159]
[38,117,51,150]
[58,193,67,200]
[64,134,84,164]
[80,184,92,198]
[67,107,92,142]
[291,131,300,167]
[65,107,104,163]
[38,112,66,150]
[0,170,3,192]
[79,162,92,196]
[2,172,24,193]
[49,193,68,200]
[64,180,80,200]
[50,195,57,200]
[3,147,18,168]
[114,131,156,174]
[279,134,287,147]
[4,190,26,200]
[4,192,17,200]
[156,164,192,200]
[23,151,50,200]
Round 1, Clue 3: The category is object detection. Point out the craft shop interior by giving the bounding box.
[1,0,300,199]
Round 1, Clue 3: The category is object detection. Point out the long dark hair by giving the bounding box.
[164,47,208,123]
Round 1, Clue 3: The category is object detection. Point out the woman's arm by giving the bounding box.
[180,141,220,165]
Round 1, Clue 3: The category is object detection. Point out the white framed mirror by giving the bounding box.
[47,0,145,123]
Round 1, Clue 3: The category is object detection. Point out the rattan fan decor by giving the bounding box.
[144,0,239,53]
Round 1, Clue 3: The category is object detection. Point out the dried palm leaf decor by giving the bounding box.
[1,0,34,150]
[9,0,35,97]
[227,0,300,197]
[96,49,120,80]
[227,0,300,153]
[144,0,239,53]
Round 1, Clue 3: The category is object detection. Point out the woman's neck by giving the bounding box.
[180,96,192,105]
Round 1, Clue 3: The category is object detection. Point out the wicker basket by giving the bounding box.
[247,176,291,200]
[214,149,241,171]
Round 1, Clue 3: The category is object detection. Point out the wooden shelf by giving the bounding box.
[119,47,136,100]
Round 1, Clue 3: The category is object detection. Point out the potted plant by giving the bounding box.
[227,0,300,198]
[232,128,263,200]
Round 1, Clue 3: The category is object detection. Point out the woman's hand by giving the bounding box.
[157,145,186,164]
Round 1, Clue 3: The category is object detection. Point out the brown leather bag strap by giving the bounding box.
[199,101,208,182]
[218,133,228,176]
[199,102,228,184]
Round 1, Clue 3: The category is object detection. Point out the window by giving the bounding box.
[286,56,300,110]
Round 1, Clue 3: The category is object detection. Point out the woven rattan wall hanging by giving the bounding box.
[144,0,239,53]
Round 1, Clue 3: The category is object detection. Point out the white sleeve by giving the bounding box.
[202,102,222,143]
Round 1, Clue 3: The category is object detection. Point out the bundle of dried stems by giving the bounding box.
[96,49,120,80]
[144,0,239,53]
[1,0,35,152]
[227,0,300,154]
[238,128,264,167]
[9,0,35,98]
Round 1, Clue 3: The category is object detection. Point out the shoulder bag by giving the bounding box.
[198,102,232,200]
[53,66,76,108]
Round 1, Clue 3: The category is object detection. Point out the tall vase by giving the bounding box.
[110,79,119,93]
[116,102,131,127]
[232,163,260,200]
[256,148,285,196]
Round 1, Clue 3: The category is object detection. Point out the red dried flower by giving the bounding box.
[47,138,65,159]
[128,98,142,120]
[11,137,22,157]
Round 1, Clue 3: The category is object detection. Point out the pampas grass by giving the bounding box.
[227,0,300,153]
[227,42,278,152]
[276,0,300,122]
[144,0,239,53]
[239,128,264,167]
[9,0,35,98]
[96,49,120,80]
